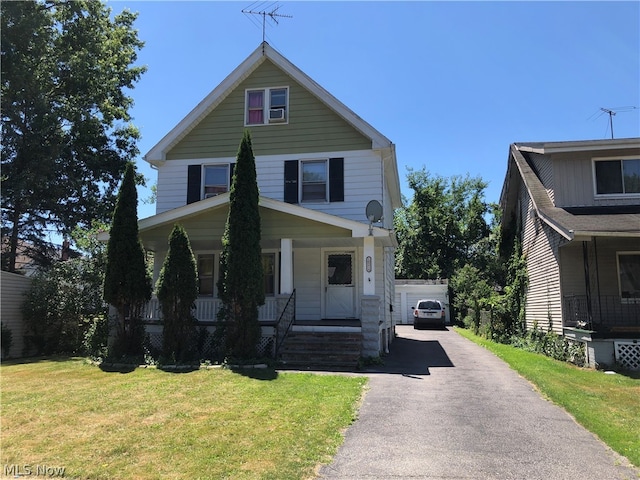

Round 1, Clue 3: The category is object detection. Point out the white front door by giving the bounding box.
[325,252,356,318]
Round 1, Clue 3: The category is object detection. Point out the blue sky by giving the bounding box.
[111,1,640,221]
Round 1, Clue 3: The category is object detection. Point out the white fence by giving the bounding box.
[1,271,32,359]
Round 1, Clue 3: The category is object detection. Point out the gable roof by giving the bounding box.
[144,42,394,165]
[501,139,640,241]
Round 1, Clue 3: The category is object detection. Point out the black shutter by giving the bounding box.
[187,165,202,204]
[284,160,298,203]
[329,157,344,202]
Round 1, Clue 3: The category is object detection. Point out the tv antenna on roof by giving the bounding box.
[242,3,292,43]
[590,106,638,139]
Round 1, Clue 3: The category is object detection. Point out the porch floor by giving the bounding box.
[292,319,361,333]
[295,319,361,327]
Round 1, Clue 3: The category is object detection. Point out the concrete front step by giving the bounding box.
[279,331,362,369]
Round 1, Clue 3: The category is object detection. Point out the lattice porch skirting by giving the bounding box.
[614,341,640,370]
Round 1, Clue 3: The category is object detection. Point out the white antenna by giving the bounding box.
[590,106,638,139]
[242,3,292,43]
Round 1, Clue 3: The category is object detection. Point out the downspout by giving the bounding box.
[582,241,593,328]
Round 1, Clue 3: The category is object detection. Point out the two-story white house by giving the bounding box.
[500,138,640,369]
[138,42,401,366]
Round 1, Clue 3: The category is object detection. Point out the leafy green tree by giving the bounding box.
[22,254,109,356]
[449,264,493,333]
[103,163,151,357]
[217,131,264,359]
[1,0,146,272]
[156,224,198,362]
[395,169,491,280]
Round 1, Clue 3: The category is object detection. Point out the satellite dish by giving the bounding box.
[366,200,383,223]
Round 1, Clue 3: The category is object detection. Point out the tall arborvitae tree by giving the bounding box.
[217,130,264,358]
[103,162,151,356]
[1,1,146,272]
[156,224,198,362]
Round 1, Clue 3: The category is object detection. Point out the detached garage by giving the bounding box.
[394,279,450,325]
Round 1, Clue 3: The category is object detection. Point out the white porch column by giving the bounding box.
[363,236,375,296]
[280,238,293,294]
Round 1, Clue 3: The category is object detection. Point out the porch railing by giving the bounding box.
[563,295,640,331]
[143,296,278,323]
[275,289,296,357]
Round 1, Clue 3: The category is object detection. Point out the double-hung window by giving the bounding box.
[203,165,230,198]
[198,254,215,296]
[187,163,234,204]
[262,253,276,296]
[594,157,640,196]
[245,87,288,125]
[284,158,344,204]
[301,160,328,202]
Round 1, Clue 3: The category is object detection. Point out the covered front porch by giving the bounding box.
[138,194,397,361]
[559,236,640,369]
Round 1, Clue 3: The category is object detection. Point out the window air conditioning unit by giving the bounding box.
[269,108,286,122]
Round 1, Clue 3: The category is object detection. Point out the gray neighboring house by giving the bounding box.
[500,138,640,370]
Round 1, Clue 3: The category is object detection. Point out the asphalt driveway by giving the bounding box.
[318,325,639,480]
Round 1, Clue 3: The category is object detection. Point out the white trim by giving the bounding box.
[202,163,231,199]
[244,86,289,127]
[363,236,375,296]
[144,43,394,165]
[136,194,393,243]
[517,138,640,155]
[300,158,329,203]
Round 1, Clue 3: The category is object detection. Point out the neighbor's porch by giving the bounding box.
[559,236,640,369]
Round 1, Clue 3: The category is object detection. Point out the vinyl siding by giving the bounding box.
[520,187,563,334]
[140,204,354,254]
[1,271,31,359]
[166,60,371,160]
[294,248,322,320]
[154,149,385,223]
[552,148,640,207]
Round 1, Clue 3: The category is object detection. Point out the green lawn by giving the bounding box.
[0,359,367,480]
[456,327,640,467]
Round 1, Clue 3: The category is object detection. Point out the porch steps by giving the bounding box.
[278,331,362,369]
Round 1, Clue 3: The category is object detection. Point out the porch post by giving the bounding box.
[363,236,375,296]
[280,238,293,294]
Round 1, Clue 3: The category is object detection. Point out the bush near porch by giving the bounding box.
[0,359,367,479]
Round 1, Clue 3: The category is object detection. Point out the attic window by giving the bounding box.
[245,87,288,125]
[594,157,640,196]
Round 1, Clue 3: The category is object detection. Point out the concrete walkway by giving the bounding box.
[318,326,638,480]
